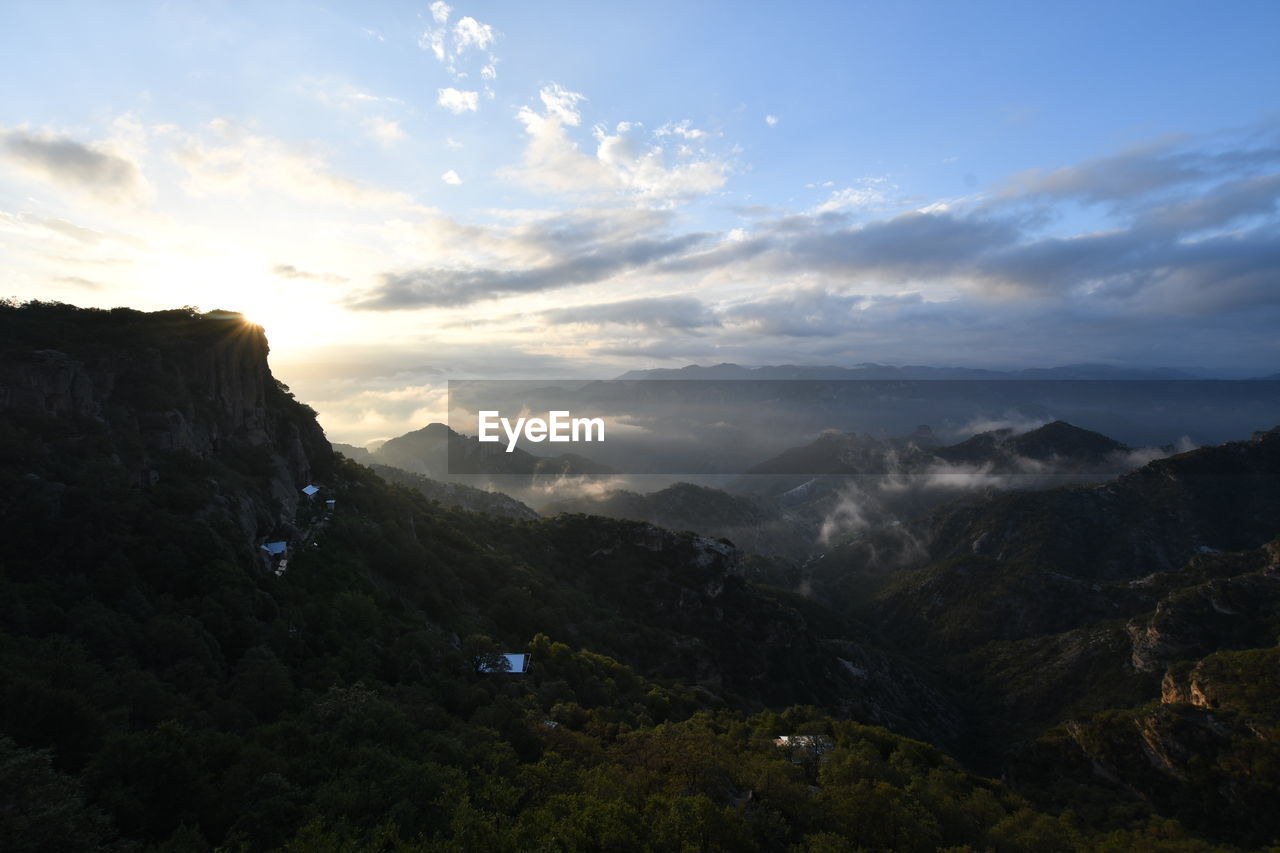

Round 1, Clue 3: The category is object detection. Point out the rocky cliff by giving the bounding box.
[0,302,332,553]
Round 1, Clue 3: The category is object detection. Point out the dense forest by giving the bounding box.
[1,302,1276,851]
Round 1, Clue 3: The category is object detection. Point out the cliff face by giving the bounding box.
[1011,645,1280,847]
[0,303,332,548]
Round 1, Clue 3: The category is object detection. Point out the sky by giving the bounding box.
[1,0,1278,444]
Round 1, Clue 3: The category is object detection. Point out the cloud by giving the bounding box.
[505,84,731,205]
[655,120,707,141]
[420,28,447,62]
[1135,172,1280,233]
[173,119,416,209]
[352,232,707,309]
[454,16,494,52]
[539,84,586,126]
[54,275,102,289]
[541,296,719,330]
[765,115,779,127]
[271,263,349,284]
[441,169,462,185]
[364,116,406,146]
[0,127,149,204]
[782,209,1022,281]
[814,178,894,214]
[1003,136,1280,206]
[437,87,479,114]
[0,211,103,244]
[420,6,499,88]
[725,286,872,337]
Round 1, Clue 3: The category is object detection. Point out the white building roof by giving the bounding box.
[301,485,320,496]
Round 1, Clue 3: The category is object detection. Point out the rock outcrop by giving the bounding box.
[0,303,333,549]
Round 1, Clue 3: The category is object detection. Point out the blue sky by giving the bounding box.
[1,1,1278,443]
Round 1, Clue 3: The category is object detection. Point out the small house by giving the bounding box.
[301,485,320,497]
[260,541,287,556]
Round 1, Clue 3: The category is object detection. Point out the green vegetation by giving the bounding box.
[2,302,1276,850]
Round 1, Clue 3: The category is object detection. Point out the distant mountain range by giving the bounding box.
[618,362,1212,381]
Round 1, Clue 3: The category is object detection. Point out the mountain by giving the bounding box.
[8,302,1064,850]
[367,462,540,520]
[372,421,613,479]
[808,425,1280,647]
[4,302,1277,850]
[0,303,332,560]
[796,425,1280,842]
[542,481,818,559]
[619,362,1203,381]
[533,422,1158,563]
[748,420,1137,476]
[932,419,1134,469]
[332,441,539,519]
[330,441,372,462]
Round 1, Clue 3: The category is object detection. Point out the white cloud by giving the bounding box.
[441,169,462,185]
[539,84,586,126]
[594,122,729,202]
[655,120,707,141]
[437,87,479,114]
[505,84,730,205]
[365,117,406,146]
[815,178,894,213]
[454,16,494,52]
[425,31,446,62]
[419,6,498,89]
[445,136,463,149]
[173,119,415,209]
[765,115,779,126]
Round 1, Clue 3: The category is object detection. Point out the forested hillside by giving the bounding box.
[0,303,1268,851]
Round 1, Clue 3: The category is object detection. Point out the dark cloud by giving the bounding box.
[541,296,718,330]
[1128,227,1280,314]
[780,210,1021,279]
[1005,141,1205,203]
[1,128,146,203]
[1003,136,1280,205]
[708,285,1280,371]
[725,289,869,338]
[346,131,1280,373]
[352,233,708,309]
[1135,172,1280,233]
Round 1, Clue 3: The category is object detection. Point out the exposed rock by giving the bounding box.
[0,304,333,551]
